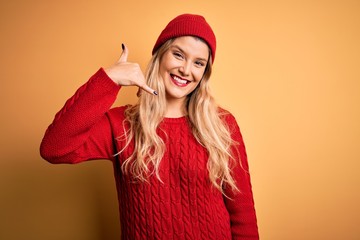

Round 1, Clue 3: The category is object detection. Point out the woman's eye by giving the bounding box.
[173,52,183,59]
[195,61,205,67]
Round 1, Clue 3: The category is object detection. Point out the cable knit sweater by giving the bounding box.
[40,68,259,240]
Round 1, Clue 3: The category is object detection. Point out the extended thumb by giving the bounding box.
[118,43,128,63]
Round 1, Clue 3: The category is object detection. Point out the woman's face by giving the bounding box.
[159,36,209,104]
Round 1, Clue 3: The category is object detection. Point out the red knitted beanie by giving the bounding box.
[152,14,216,63]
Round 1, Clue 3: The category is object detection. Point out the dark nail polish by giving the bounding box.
[153,91,158,96]
[121,43,125,50]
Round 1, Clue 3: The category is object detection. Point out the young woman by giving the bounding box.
[40,14,259,240]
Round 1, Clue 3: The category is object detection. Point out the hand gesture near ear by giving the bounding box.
[104,44,157,96]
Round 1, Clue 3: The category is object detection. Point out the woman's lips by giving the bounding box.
[170,74,190,87]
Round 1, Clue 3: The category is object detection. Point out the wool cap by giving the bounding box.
[152,14,216,63]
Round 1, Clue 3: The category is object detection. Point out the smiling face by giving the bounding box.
[159,36,210,105]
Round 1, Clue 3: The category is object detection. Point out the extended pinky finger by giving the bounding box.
[141,84,158,96]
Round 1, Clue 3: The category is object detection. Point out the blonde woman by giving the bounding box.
[40,14,259,240]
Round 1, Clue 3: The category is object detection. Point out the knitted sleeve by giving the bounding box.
[40,68,121,164]
[223,113,259,240]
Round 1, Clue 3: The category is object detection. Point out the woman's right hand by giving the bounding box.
[104,44,157,95]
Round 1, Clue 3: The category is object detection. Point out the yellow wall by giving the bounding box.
[1,0,359,239]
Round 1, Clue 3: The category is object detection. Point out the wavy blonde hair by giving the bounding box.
[119,38,239,194]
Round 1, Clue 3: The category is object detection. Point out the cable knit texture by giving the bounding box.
[40,68,259,240]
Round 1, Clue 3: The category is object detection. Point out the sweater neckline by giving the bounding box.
[162,115,188,124]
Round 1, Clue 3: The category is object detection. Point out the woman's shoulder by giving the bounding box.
[217,107,237,125]
[105,105,133,134]
[106,105,134,124]
[108,104,131,117]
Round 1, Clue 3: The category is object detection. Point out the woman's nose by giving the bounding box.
[179,62,191,77]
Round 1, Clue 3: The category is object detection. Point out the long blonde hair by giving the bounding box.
[119,38,239,194]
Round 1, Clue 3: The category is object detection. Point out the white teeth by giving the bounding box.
[173,76,187,84]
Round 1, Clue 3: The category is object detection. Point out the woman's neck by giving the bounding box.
[164,98,187,118]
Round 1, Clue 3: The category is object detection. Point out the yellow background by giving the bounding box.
[1,0,360,239]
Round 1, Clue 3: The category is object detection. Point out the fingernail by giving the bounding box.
[153,91,158,96]
[121,43,125,50]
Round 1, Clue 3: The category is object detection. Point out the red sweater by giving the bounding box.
[40,68,259,240]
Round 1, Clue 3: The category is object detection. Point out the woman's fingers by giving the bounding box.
[121,44,157,96]
[140,84,158,96]
[106,43,158,96]
[136,87,142,97]
[118,43,128,63]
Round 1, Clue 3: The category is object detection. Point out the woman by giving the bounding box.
[40,13,259,240]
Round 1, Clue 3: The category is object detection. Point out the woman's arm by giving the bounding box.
[40,68,121,164]
[223,113,259,240]
[40,45,157,164]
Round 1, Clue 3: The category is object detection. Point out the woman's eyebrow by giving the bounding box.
[170,45,208,62]
[170,45,184,53]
